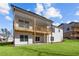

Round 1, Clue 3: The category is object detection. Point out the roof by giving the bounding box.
[11,4,53,23]
[58,23,68,27]
[58,22,79,28]
[69,22,79,24]
[52,25,63,29]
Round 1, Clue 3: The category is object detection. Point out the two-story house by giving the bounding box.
[11,5,63,46]
[11,5,53,46]
[59,22,79,39]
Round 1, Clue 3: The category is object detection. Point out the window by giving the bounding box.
[51,37,54,41]
[20,35,28,42]
[0,39,1,41]
[35,37,40,41]
[25,21,29,28]
[59,29,60,32]
[19,20,25,27]
[3,39,6,41]
[77,32,79,34]
[25,35,28,41]
[19,19,29,28]
[20,35,24,41]
[76,37,79,39]
[67,28,70,31]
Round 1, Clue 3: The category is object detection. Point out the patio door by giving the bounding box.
[35,37,40,43]
[20,35,28,43]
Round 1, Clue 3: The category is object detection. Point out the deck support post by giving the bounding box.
[33,18,36,43]
[44,34,45,43]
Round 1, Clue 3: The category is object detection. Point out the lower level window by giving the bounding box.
[25,35,28,41]
[51,37,54,41]
[35,37,40,41]
[20,35,24,41]
[20,35,28,42]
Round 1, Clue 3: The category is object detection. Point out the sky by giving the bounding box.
[0,3,79,32]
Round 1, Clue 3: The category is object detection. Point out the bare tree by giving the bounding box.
[1,28,11,43]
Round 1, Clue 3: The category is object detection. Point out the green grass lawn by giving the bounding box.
[0,39,79,56]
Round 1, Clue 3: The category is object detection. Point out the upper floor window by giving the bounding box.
[67,28,70,31]
[19,19,29,28]
[19,20,24,27]
[59,29,60,32]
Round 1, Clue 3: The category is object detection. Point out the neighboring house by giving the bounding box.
[8,35,13,42]
[0,29,13,43]
[0,33,6,42]
[59,23,69,39]
[59,22,79,39]
[0,33,13,43]
[11,5,63,46]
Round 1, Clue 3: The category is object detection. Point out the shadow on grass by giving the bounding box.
[0,42,13,46]
[21,47,66,56]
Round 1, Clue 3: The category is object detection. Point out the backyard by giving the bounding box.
[0,39,79,56]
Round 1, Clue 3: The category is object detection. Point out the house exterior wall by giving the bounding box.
[33,34,47,43]
[47,34,52,43]
[52,28,63,42]
[14,32,48,46]
[47,27,63,43]
[14,32,33,46]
